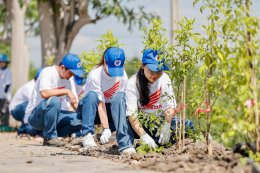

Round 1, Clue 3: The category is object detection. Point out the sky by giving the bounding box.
[27,0,260,68]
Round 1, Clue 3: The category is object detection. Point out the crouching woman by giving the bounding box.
[126,49,194,149]
[79,47,135,154]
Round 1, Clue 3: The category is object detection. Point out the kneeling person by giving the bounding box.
[78,47,135,154]
[10,68,42,136]
[24,54,85,147]
[126,49,194,149]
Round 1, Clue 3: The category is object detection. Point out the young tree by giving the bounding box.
[194,0,260,155]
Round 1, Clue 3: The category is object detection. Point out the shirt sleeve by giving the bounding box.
[161,74,177,111]
[125,80,139,117]
[119,71,128,92]
[39,69,54,91]
[87,76,105,102]
[4,69,12,85]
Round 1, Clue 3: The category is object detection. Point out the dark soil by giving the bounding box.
[64,135,255,173]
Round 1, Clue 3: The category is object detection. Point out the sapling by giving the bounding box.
[80,30,123,73]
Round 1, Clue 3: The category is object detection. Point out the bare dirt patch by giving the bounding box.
[65,135,255,173]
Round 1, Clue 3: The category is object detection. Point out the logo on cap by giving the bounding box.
[77,62,82,68]
[114,60,121,67]
[154,55,159,61]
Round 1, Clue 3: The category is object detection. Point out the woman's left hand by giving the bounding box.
[100,128,112,144]
[156,122,171,145]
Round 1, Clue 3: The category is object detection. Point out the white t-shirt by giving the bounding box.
[125,73,176,117]
[0,67,12,100]
[64,77,86,112]
[84,65,128,103]
[24,65,72,123]
[9,80,35,111]
[70,77,86,100]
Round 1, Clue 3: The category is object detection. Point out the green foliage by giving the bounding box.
[169,17,200,107]
[25,0,39,35]
[80,50,99,74]
[124,58,141,77]
[137,0,260,153]
[136,141,164,154]
[188,0,260,151]
[91,0,158,30]
[138,111,163,136]
[142,19,174,62]
[186,127,204,142]
[45,55,55,66]
[0,43,10,57]
[96,30,124,53]
[80,30,123,73]
[29,63,37,80]
[249,151,260,163]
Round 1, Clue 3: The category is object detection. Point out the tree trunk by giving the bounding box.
[38,0,92,66]
[245,0,259,152]
[182,78,186,148]
[38,0,57,66]
[6,0,30,92]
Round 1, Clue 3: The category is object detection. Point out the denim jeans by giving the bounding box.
[10,101,41,136]
[57,110,82,137]
[28,96,81,140]
[11,101,28,134]
[78,91,134,151]
[11,101,28,122]
[0,98,9,126]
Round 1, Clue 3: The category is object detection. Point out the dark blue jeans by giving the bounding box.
[77,91,134,151]
[11,101,28,122]
[28,97,81,140]
[11,101,41,136]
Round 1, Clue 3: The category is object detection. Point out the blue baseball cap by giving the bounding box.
[142,49,169,72]
[0,54,10,63]
[104,47,125,77]
[35,68,43,80]
[74,75,86,86]
[61,53,85,77]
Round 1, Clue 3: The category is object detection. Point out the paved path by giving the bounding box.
[0,133,155,173]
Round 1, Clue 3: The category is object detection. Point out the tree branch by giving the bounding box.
[22,0,30,15]
[0,37,11,45]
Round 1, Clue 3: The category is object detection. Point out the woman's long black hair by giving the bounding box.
[136,67,150,106]
[96,47,112,67]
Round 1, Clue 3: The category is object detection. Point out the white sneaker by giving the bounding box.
[82,133,97,148]
[120,147,136,155]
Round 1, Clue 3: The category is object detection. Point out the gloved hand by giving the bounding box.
[140,133,157,149]
[100,128,111,144]
[156,122,171,145]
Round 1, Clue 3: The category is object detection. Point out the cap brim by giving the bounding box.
[70,69,85,78]
[147,64,169,72]
[108,67,124,77]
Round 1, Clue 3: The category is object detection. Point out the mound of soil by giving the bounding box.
[65,136,255,173]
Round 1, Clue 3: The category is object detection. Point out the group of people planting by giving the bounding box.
[0,47,193,154]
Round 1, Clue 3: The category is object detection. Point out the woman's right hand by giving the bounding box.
[67,90,76,105]
[140,133,157,149]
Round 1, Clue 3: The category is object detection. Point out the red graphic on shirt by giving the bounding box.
[78,90,84,98]
[103,81,120,100]
[55,86,65,89]
[142,88,162,109]
[53,86,66,101]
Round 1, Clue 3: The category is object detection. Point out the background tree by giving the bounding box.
[0,0,36,91]
[38,0,157,66]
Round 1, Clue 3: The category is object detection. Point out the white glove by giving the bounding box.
[140,133,157,149]
[100,128,111,144]
[156,122,171,145]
